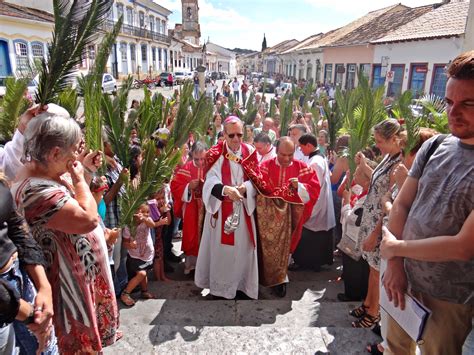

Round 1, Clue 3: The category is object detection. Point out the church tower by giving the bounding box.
[182,0,201,45]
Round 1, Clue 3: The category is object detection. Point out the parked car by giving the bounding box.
[0,75,39,99]
[258,78,276,93]
[218,72,228,80]
[275,82,292,96]
[77,73,117,95]
[158,72,174,86]
[210,71,219,80]
[174,71,188,84]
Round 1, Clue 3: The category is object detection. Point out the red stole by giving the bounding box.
[220,143,255,247]
[205,141,258,247]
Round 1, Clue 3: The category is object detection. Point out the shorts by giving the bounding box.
[126,255,153,279]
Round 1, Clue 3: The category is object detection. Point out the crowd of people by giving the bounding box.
[0,50,472,355]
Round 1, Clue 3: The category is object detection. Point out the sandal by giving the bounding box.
[352,313,380,328]
[120,291,135,306]
[141,290,156,299]
[349,303,368,318]
[366,343,384,355]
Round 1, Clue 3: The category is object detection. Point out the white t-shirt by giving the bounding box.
[232,81,240,91]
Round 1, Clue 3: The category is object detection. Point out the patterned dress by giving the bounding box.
[357,154,401,270]
[12,177,119,354]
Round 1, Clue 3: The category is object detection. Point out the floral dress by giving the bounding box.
[356,154,401,270]
[12,177,119,354]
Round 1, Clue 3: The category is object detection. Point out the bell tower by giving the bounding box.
[182,0,201,45]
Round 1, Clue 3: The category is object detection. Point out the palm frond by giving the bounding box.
[279,90,293,137]
[419,93,449,133]
[55,87,80,118]
[36,0,112,105]
[0,77,30,141]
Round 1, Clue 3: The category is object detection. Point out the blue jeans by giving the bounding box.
[0,259,58,355]
[193,84,200,99]
[0,323,15,355]
[463,324,474,355]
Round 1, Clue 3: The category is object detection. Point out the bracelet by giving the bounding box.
[21,308,35,325]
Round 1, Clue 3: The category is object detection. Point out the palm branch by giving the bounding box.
[81,17,122,151]
[100,77,134,165]
[344,70,387,177]
[269,98,276,118]
[279,90,293,137]
[391,90,421,154]
[54,87,80,119]
[36,0,112,105]
[419,94,449,133]
[0,77,30,141]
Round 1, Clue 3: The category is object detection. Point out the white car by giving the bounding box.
[275,82,292,96]
[101,73,117,94]
[0,75,38,99]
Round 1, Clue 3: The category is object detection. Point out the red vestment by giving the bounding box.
[170,160,204,256]
[260,157,320,252]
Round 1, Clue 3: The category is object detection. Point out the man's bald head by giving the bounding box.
[276,137,295,167]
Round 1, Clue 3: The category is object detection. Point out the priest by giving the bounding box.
[170,141,206,275]
[195,116,261,299]
[256,137,320,297]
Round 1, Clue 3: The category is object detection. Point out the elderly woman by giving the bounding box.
[11,107,119,353]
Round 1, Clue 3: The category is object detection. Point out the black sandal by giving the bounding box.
[352,313,380,328]
[366,343,384,355]
[349,303,368,318]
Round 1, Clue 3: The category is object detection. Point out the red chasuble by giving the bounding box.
[259,157,320,252]
[170,160,204,256]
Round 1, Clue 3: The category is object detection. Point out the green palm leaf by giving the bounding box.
[36,0,112,105]
[0,77,30,141]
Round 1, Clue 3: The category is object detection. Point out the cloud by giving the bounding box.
[303,0,438,15]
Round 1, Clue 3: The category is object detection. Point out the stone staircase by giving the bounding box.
[104,243,381,354]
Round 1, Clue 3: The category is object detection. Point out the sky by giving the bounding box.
[158,0,440,51]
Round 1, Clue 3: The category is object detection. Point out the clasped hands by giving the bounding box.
[223,184,246,201]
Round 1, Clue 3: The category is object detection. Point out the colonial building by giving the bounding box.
[0,1,53,78]
[372,0,470,98]
[103,0,172,78]
[262,39,300,75]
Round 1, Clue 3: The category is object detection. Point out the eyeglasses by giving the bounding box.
[227,133,243,139]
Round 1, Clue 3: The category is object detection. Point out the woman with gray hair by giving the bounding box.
[11,108,120,353]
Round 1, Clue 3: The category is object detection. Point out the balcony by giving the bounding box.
[101,20,171,44]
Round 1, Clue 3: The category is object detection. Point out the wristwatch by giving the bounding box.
[21,308,35,325]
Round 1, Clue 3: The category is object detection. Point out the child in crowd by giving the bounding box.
[121,204,157,306]
[150,189,172,281]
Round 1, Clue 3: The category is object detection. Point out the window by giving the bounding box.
[346,63,356,90]
[387,64,404,97]
[324,64,332,84]
[334,64,344,87]
[141,44,147,61]
[409,63,428,98]
[372,64,385,88]
[116,3,124,19]
[31,42,44,57]
[151,47,156,62]
[162,20,166,34]
[156,18,161,33]
[360,63,371,78]
[120,42,127,61]
[431,65,447,99]
[130,44,136,61]
[14,40,28,72]
[126,7,133,26]
[139,11,145,28]
[149,16,154,32]
[158,47,162,61]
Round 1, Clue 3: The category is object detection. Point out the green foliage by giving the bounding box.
[392,90,421,155]
[80,18,122,151]
[170,81,213,148]
[55,87,79,119]
[101,78,135,165]
[419,94,449,134]
[0,77,30,141]
[320,94,343,151]
[343,70,387,176]
[36,0,112,105]
[278,90,293,137]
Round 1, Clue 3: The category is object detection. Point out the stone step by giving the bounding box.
[116,298,368,329]
[104,325,380,354]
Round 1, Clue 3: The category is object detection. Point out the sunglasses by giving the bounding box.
[227,133,243,139]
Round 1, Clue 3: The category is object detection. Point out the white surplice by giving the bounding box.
[194,146,259,299]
